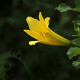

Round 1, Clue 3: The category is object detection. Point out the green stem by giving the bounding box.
[70,41,80,48]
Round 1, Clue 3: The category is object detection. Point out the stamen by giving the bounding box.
[39,32,45,38]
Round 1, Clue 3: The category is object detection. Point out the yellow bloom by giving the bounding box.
[24,12,71,46]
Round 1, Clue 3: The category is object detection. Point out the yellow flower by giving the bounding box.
[24,12,71,46]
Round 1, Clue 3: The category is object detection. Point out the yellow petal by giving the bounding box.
[45,17,50,27]
[26,17,44,32]
[39,12,44,21]
[39,40,63,45]
[24,30,41,40]
[29,40,58,45]
[29,41,39,45]
[45,28,71,46]
[39,12,47,32]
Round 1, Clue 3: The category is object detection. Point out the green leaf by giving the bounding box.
[56,3,72,12]
[72,56,80,69]
[72,61,80,69]
[67,47,80,59]
[73,20,80,37]
[57,3,80,12]
[71,8,80,12]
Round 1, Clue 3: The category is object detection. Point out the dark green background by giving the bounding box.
[0,0,80,80]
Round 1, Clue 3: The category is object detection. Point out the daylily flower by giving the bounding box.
[24,12,71,46]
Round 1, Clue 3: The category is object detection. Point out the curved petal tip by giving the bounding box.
[29,41,39,45]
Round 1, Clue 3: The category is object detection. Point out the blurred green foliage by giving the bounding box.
[57,2,80,71]
[1,0,80,80]
[56,3,72,12]
[56,3,80,12]
[67,47,80,59]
